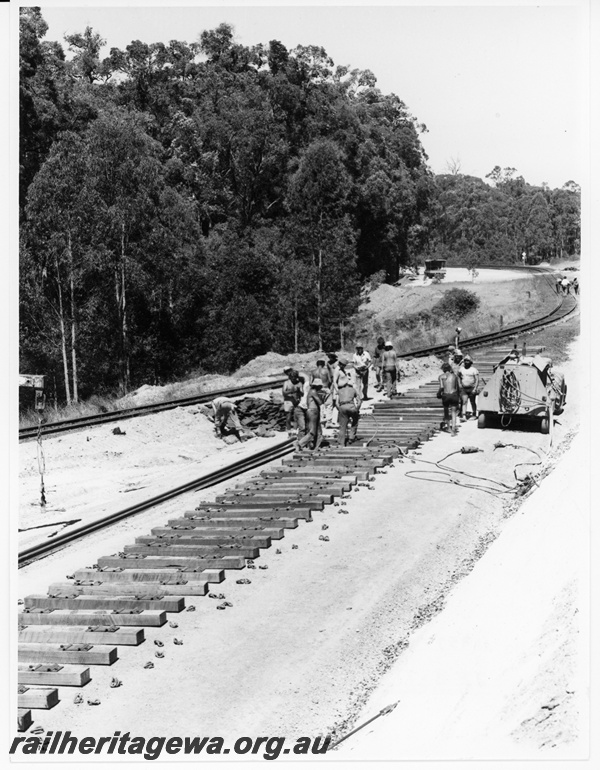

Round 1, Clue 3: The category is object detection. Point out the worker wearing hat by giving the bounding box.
[337,379,361,446]
[311,356,334,429]
[332,355,356,411]
[296,377,326,451]
[352,342,372,401]
[381,340,400,398]
[458,353,480,420]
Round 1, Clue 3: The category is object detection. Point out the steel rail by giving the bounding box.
[18,438,295,567]
[19,377,287,441]
[19,295,577,567]
[19,269,576,442]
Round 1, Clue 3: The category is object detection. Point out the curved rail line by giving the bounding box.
[16,291,578,732]
[19,269,575,442]
[18,294,577,569]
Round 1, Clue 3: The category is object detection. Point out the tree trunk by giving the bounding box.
[339,320,344,350]
[294,299,299,354]
[317,247,323,351]
[67,230,79,403]
[118,221,130,394]
[54,254,71,405]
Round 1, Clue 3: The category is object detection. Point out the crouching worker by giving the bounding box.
[211,396,246,440]
[296,378,326,451]
[337,381,361,446]
[438,363,459,436]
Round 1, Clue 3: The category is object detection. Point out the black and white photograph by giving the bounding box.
[8,0,595,764]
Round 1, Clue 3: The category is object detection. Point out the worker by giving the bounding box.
[311,357,333,429]
[296,378,326,451]
[324,353,340,427]
[453,327,462,350]
[572,277,579,296]
[372,336,386,391]
[332,355,353,403]
[352,343,372,401]
[282,371,301,432]
[211,397,245,439]
[438,363,460,436]
[458,354,480,420]
[450,350,464,417]
[555,276,562,295]
[561,276,571,295]
[337,380,361,446]
[382,341,400,398]
[283,368,310,439]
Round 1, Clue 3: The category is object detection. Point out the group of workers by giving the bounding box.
[281,339,408,450]
[211,331,485,447]
[556,275,579,295]
[437,346,481,436]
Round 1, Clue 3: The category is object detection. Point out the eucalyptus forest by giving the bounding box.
[19,8,581,402]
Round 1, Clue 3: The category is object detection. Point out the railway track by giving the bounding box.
[16,293,578,734]
[18,267,573,442]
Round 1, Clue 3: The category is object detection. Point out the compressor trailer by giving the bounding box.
[477,354,566,434]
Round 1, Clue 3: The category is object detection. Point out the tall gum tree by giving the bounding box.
[287,139,355,350]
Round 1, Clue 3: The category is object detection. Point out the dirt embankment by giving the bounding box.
[349,271,559,353]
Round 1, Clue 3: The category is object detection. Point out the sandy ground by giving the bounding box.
[16,330,586,759]
[336,334,587,759]
[18,361,439,554]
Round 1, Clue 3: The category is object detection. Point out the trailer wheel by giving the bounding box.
[477,413,487,429]
[540,417,550,434]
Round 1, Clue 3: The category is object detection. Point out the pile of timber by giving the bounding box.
[236,397,286,433]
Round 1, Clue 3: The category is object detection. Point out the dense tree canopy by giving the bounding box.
[19,9,580,403]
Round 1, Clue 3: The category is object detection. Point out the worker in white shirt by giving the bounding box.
[352,343,372,401]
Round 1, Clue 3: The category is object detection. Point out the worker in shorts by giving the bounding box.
[211,396,245,439]
[381,341,399,398]
[372,336,386,391]
[283,367,310,439]
[458,354,480,420]
[337,380,361,446]
[282,371,300,432]
[296,378,326,451]
[438,363,459,436]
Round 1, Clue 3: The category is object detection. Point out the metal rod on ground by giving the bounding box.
[327,702,399,751]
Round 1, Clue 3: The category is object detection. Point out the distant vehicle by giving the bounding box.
[562,266,579,272]
[424,258,447,280]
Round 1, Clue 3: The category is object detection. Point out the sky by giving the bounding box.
[26,0,589,190]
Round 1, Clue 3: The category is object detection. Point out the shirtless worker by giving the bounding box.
[438,363,460,436]
[283,367,310,438]
[325,352,340,427]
